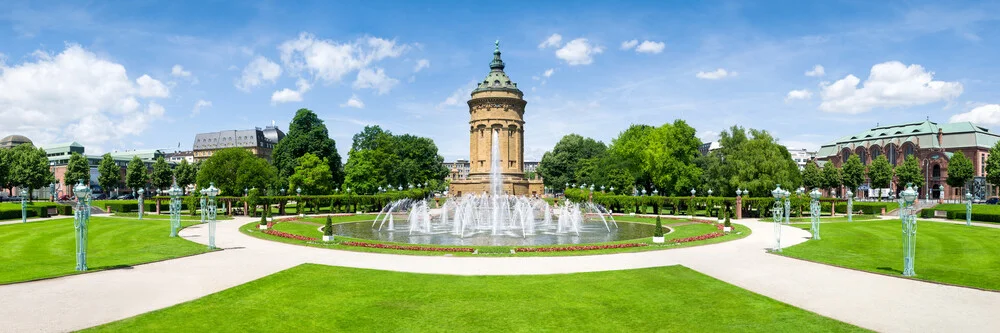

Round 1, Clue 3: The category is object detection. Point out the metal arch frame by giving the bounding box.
[901,188,918,277]
[200,196,207,224]
[169,191,182,238]
[74,189,91,272]
[20,189,27,223]
[965,192,972,226]
[783,195,790,224]
[810,195,821,240]
[206,192,218,250]
[847,194,853,222]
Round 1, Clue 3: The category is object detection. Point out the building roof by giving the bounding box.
[0,134,32,147]
[262,124,285,144]
[193,128,272,150]
[40,141,85,152]
[816,120,1000,157]
[472,41,522,95]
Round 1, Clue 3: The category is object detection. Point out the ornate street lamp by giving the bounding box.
[900,184,918,277]
[19,187,28,223]
[641,188,646,196]
[199,187,207,224]
[846,190,854,222]
[691,188,696,196]
[652,189,658,196]
[601,185,605,193]
[73,180,91,271]
[965,191,973,226]
[771,185,784,252]
[783,189,791,224]
[708,189,713,196]
[609,186,615,194]
[296,187,302,196]
[49,183,57,202]
[810,188,822,240]
[736,188,743,198]
[201,182,220,250]
[397,185,402,191]
[280,187,286,195]
[137,188,145,220]
[167,182,183,237]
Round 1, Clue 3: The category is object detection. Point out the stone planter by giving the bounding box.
[258,224,268,230]
[322,235,334,242]
[723,226,732,233]
[652,236,665,243]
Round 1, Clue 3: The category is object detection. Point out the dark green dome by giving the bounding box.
[473,40,521,94]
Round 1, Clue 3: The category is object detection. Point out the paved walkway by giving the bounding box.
[0,217,998,332]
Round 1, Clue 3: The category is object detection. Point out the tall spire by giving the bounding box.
[490,39,505,71]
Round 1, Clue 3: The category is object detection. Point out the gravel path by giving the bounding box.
[0,217,997,332]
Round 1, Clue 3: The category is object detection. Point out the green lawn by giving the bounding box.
[782,220,1000,290]
[111,213,232,220]
[0,217,210,284]
[788,215,880,223]
[83,264,866,332]
[930,203,1000,214]
[0,202,61,209]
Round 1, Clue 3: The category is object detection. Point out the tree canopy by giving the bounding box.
[288,153,334,195]
[97,154,120,196]
[343,125,449,194]
[801,161,822,189]
[0,149,9,194]
[987,142,1000,193]
[9,144,55,194]
[821,164,842,191]
[896,155,925,190]
[537,134,607,191]
[64,152,90,189]
[841,155,865,191]
[150,156,173,190]
[867,155,894,197]
[197,148,278,196]
[946,151,974,190]
[173,159,197,193]
[272,108,343,187]
[697,126,799,197]
[125,156,149,191]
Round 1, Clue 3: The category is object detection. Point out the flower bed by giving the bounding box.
[340,241,475,253]
[671,232,725,244]
[263,229,317,242]
[514,243,648,253]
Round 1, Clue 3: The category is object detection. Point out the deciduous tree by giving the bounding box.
[986,142,1000,196]
[801,161,823,189]
[896,155,925,190]
[272,109,343,186]
[98,153,121,196]
[150,156,173,190]
[125,156,149,191]
[197,148,277,196]
[698,125,800,197]
[173,159,197,193]
[288,153,333,195]
[537,134,607,191]
[946,151,974,196]
[867,155,894,198]
[821,164,842,192]
[9,145,55,199]
[64,152,90,189]
[841,155,865,191]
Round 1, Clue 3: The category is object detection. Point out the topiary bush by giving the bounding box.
[259,213,267,226]
[724,211,732,229]
[324,216,334,236]
[653,216,664,237]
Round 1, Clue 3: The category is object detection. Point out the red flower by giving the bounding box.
[513,243,647,252]
[263,229,318,241]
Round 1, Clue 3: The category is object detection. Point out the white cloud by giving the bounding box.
[191,99,212,116]
[236,56,281,91]
[271,79,312,104]
[620,40,638,50]
[340,94,365,109]
[949,104,1000,125]
[279,32,407,83]
[695,68,735,80]
[439,81,477,109]
[538,34,563,49]
[555,38,603,66]
[353,67,399,95]
[818,61,963,114]
[805,65,825,77]
[635,40,666,54]
[543,68,554,78]
[136,75,170,98]
[780,140,821,152]
[413,59,430,72]
[698,130,720,142]
[171,65,191,77]
[785,89,813,102]
[0,44,169,148]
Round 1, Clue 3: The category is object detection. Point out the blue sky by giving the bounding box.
[2,0,1000,161]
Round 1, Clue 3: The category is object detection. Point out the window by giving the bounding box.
[887,144,898,166]
[841,148,851,162]
[870,146,881,161]
[932,164,941,178]
[858,149,867,164]
[904,144,915,159]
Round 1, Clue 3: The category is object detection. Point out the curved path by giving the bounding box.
[0,217,998,332]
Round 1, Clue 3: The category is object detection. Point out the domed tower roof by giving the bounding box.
[472,40,522,95]
[0,134,32,148]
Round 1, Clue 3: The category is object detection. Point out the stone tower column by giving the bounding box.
[464,41,527,182]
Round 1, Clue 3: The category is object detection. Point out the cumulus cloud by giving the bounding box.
[413,59,430,72]
[236,56,281,91]
[0,44,167,148]
[136,75,170,98]
[949,104,1000,125]
[340,94,365,109]
[785,89,813,102]
[818,61,963,114]
[191,99,212,116]
[805,65,825,77]
[543,68,554,78]
[278,32,407,83]
[171,65,191,77]
[353,67,399,95]
[439,81,477,109]
[620,40,638,50]
[538,34,563,48]
[271,79,312,104]
[555,38,603,65]
[695,68,735,80]
[635,40,665,54]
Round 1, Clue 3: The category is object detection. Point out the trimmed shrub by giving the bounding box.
[324,216,334,236]
[653,216,664,237]
[259,213,267,226]
[724,212,732,228]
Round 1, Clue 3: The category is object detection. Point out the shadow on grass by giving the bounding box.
[876,266,902,274]
[92,264,134,271]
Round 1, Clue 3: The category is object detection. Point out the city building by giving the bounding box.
[43,142,167,197]
[816,120,1000,201]
[698,141,721,156]
[523,161,540,175]
[192,125,285,162]
[0,134,32,149]
[448,42,544,196]
[165,151,195,164]
[444,159,471,180]
[787,148,817,170]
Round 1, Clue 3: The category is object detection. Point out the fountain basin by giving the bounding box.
[329,220,658,246]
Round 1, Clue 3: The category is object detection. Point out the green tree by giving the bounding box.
[821,164,842,192]
[288,153,333,195]
[64,152,90,189]
[538,134,607,191]
[986,142,1000,196]
[174,159,197,193]
[389,134,449,187]
[9,145,55,199]
[867,155,894,198]
[97,153,121,197]
[697,126,800,197]
[197,148,278,196]
[896,155,925,190]
[946,151,974,196]
[841,155,865,191]
[344,149,392,194]
[150,156,173,190]
[343,126,448,194]
[0,149,9,194]
[272,109,343,186]
[801,161,823,189]
[125,156,149,191]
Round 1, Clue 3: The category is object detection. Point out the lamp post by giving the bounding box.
[296,187,302,217]
[19,188,28,223]
[137,188,145,220]
[49,183,57,202]
[900,185,918,277]
[199,188,207,224]
[810,188,822,240]
[771,185,784,252]
[783,189,791,224]
[73,180,91,271]
[168,182,183,237]
[609,186,615,194]
[965,191,973,226]
[846,190,854,222]
[641,188,646,196]
[691,188,696,197]
[201,182,220,250]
